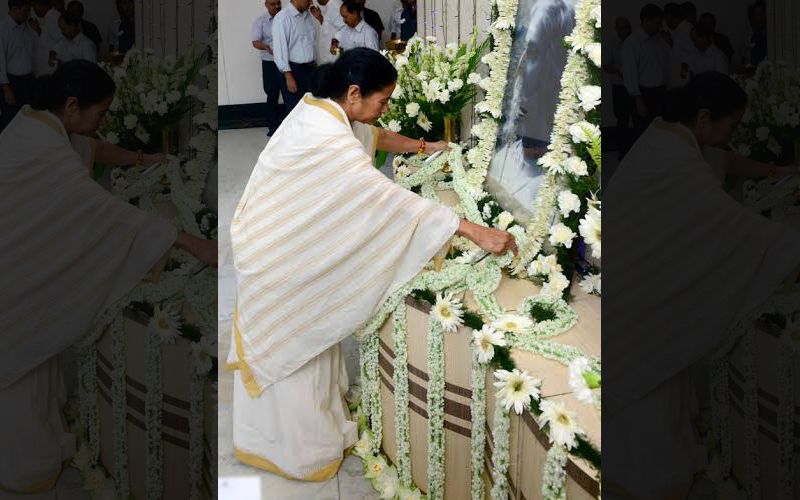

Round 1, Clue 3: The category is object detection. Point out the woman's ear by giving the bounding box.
[696,108,712,128]
[346,84,362,105]
[64,96,80,116]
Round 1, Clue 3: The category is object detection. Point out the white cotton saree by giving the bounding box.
[603,118,800,499]
[227,94,458,479]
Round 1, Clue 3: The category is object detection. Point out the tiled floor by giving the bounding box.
[217,127,380,500]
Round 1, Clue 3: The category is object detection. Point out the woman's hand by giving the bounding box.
[175,231,218,267]
[425,140,451,154]
[776,164,800,177]
[457,220,518,256]
[143,152,167,166]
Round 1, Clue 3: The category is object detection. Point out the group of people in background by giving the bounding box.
[603,1,768,159]
[252,0,417,136]
[0,0,135,130]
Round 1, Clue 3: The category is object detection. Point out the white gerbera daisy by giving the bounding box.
[148,304,181,344]
[417,112,432,132]
[433,292,464,332]
[538,399,584,449]
[569,357,596,404]
[191,335,217,375]
[579,273,601,295]
[494,368,541,414]
[491,314,533,334]
[767,136,782,156]
[579,208,601,257]
[473,325,507,363]
[134,124,150,144]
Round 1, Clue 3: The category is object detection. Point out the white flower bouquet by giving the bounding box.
[378,34,489,140]
[730,61,800,163]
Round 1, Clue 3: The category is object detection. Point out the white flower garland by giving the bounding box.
[542,446,568,500]
[188,373,205,500]
[488,399,511,500]
[145,330,164,500]
[470,356,488,500]
[426,313,447,499]
[741,327,761,500]
[110,316,130,498]
[392,301,413,486]
[778,344,794,500]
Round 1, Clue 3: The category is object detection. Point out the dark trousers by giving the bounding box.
[0,74,34,132]
[612,84,632,157]
[279,62,315,114]
[261,60,285,133]
[631,85,665,144]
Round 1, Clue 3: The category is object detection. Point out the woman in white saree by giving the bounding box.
[0,60,217,497]
[604,72,800,499]
[228,48,518,481]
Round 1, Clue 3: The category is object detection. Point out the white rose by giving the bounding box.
[406,102,420,117]
[123,114,138,129]
[565,157,589,176]
[557,191,581,217]
[105,132,120,144]
[437,89,451,104]
[586,43,602,67]
[496,211,514,230]
[156,101,169,115]
[395,55,409,68]
[387,119,402,132]
[737,144,752,156]
[577,85,601,111]
[569,122,600,144]
[166,90,182,104]
[756,126,770,141]
[448,78,464,92]
[549,223,576,248]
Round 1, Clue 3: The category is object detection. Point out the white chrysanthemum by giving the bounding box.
[186,84,200,96]
[557,190,581,217]
[467,72,482,85]
[539,151,567,173]
[473,326,507,363]
[105,131,120,145]
[364,454,388,479]
[549,223,576,248]
[495,211,514,230]
[406,102,420,117]
[433,292,464,332]
[577,85,601,111]
[736,144,752,156]
[767,136,782,156]
[491,314,533,334]
[579,273,601,295]
[538,399,584,449]
[387,119,402,132]
[569,357,596,404]
[166,90,181,104]
[565,156,589,176]
[417,112,432,132]
[756,126,770,141]
[191,335,217,375]
[135,124,150,144]
[585,42,602,67]
[448,78,464,92]
[148,304,182,344]
[416,71,428,81]
[494,368,541,414]
[438,89,451,104]
[123,114,138,129]
[591,5,601,27]
[579,208,601,257]
[780,316,800,355]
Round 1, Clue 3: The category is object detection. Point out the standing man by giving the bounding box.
[623,4,669,143]
[309,0,345,65]
[49,12,97,65]
[681,25,728,79]
[273,0,318,113]
[699,12,733,69]
[330,1,379,53]
[0,0,37,132]
[602,16,632,160]
[389,0,416,42]
[662,2,693,89]
[108,0,135,54]
[252,0,284,136]
[741,1,767,68]
[30,0,61,76]
[680,1,696,25]
[352,0,383,42]
[67,1,102,56]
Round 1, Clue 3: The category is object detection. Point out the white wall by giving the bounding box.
[219,0,402,106]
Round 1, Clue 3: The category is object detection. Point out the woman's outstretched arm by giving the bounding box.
[727,153,799,178]
[95,141,167,166]
[376,127,449,154]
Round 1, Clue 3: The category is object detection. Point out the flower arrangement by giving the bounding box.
[378,34,489,140]
[729,61,800,163]
[97,46,211,152]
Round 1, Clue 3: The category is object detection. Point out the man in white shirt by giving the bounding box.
[309,0,345,65]
[30,0,60,76]
[252,0,284,135]
[662,2,693,89]
[330,1,379,54]
[622,3,669,143]
[681,24,728,79]
[49,12,96,66]
[602,16,632,160]
[0,0,37,131]
[272,0,318,113]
